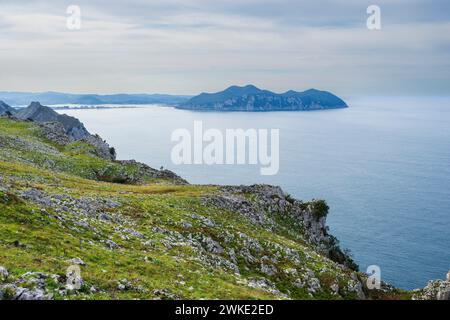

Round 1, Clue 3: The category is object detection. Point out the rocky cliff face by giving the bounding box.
[16,102,115,160]
[0,114,446,300]
[0,101,16,116]
[17,102,90,139]
[413,271,450,300]
[203,185,357,270]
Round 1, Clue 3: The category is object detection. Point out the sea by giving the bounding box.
[57,96,450,290]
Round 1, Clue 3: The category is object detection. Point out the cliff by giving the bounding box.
[0,112,441,300]
[0,101,16,116]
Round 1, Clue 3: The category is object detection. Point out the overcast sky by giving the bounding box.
[0,0,449,96]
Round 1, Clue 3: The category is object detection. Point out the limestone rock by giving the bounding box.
[413,271,450,300]
[67,258,86,266]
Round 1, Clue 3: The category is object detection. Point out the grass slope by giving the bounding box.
[0,117,409,300]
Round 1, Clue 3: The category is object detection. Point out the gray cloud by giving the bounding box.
[0,0,449,95]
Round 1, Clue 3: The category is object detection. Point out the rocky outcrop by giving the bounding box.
[203,185,358,270]
[0,267,54,300]
[17,102,90,140]
[38,121,116,160]
[117,160,188,185]
[82,134,116,160]
[38,122,71,145]
[0,101,16,116]
[413,271,450,300]
[15,102,115,160]
[0,266,95,300]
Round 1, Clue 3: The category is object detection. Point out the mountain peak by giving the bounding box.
[243,84,260,90]
[18,101,58,121]
[16,101,91,140]
[28,101,45,109]
[303,88,322,94]
[0,100,17,115]
[222,84,262,95]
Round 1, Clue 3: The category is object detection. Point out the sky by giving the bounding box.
[0,0,449,96]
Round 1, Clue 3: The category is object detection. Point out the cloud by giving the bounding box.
[0,0,449,95]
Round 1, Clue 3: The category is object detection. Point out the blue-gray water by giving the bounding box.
[59,96,450,290]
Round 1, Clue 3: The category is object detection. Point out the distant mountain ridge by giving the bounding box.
[0,91,191,106]
[179,85,348,111]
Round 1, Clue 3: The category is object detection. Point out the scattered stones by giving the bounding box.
[114,226,144,239]
[152,289,181,300]
[0,271,61,300]
[118,160,188,185]
[20,189,121,221]
[284,268,298,276]
[190,214,217,228]
[179,221,193,229]
[247,278,286,298]
[239,248,257,264]
[330,282,340,295]
[117,279,133,291]
[104,239,119,250]
[260,263,277,276]
[201,236,224,254]
[347,279,366,300]
[202,218,216,228]
[67,258,86,266]
[0,284,49,300]
[307,278,321,294]
[293,279,304,289]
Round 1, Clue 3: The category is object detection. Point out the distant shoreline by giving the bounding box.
[48,103,349,113]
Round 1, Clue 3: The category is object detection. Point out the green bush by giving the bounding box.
[311,200,329,221]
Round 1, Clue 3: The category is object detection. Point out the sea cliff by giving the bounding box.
[0,102,447,300]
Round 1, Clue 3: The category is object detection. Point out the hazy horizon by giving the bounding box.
[2,90,450,100]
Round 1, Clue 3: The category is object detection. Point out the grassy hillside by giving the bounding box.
[0,117,408,300]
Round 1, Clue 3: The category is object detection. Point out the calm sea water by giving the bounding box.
[58,96,450,290]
